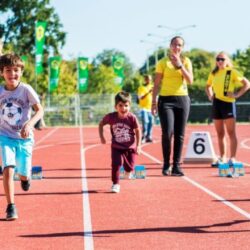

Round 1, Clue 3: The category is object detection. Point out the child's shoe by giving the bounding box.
[21,179,31,191]
[111,184,120,193]
[6,203,18,221]
[124,171,135,179]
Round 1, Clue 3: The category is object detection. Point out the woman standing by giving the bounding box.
[152,36,193,176]
[206,52,250,164]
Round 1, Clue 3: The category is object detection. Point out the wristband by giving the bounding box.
[176,64,183,69]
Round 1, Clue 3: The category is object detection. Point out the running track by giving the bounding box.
[0,124,249,250]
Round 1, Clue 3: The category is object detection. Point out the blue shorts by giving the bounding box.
[0,135,34,177]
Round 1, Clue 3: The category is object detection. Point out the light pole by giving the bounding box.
[140,39,160,71]
[157,24,196,36]
[147,33,174,57]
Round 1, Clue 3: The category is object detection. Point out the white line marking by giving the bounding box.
[35,127,59,146]
[141,150,250,219]
[240,138,250,149]
[183,176,250,219]
[79,125,94,249]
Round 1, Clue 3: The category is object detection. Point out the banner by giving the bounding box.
[49,56,61,93]
[21,55,28,64]
[35,21,47,74]
[112,55,125,86]
[77,57,89,93]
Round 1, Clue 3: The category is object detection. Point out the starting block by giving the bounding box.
[119,165,146,179]
[231,162,244,176]
[31,166,43,179]
[134,165,146,179]
[184,131,216,163]
[218,162,244,177]
[218,163,232,177]
[14,166,43,180]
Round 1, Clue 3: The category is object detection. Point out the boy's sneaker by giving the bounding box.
[111,184,120,193]
[21,179,30,191]
[124,171,135,179]
[6,203,18,221]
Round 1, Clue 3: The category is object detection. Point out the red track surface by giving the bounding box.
[0,125,249,250]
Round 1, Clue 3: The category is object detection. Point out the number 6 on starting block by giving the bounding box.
[184,131,216,163]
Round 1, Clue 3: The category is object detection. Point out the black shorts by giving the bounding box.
[212,98,236,119]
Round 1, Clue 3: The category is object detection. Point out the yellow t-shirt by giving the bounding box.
[137,83,153,111]
[207,67,243,103]
[155,57,192,96]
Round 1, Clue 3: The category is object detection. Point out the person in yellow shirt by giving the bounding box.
[137,75,154,143]
[152,36,193,176]
[206,52,250,165]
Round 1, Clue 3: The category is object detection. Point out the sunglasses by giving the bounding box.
[216,57,226,62]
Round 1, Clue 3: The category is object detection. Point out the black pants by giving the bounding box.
[158,96,190,166]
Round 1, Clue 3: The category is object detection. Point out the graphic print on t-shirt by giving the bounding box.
[2,102,23,126]
[112,123,131,143]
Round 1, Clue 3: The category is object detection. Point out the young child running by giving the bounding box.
[99,91,141,193]
[0,53,44,220]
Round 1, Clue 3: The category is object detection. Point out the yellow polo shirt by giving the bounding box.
[137,83,153,111]
[207,67,243,102]
[155,57,192,96]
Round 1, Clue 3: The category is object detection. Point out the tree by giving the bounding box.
[0,0,66,56]
[186,49,215,86]
[233,47,250,79]
[0,0,66,95]
[91,49,139,93]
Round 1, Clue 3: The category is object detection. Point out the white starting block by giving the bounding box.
[14,166,43,180]
[120,165,146,179]
[184,131,216,163]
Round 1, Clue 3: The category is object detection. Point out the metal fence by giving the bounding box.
[43,94,250,127]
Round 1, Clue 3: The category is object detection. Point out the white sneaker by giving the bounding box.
[124,171,135,179]
[111,184,120,193]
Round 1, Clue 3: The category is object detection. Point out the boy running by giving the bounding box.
[0,53,44,220]
[99,91,141,193]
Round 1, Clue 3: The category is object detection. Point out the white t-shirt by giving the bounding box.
[0,82,40,139]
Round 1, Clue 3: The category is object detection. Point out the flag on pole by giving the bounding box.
[35,21,47,74]
[21,55,28,64]
[49,56,61,93]
[77,57,89,93]
[112,55,125,86]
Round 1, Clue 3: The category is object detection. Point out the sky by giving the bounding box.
[50,0,250,68]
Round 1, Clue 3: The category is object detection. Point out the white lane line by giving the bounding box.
[141,150,250,219]
[183,176,250,219]
[79,126,94,250]
[35,127,59,146]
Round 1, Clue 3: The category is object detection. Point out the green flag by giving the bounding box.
[35,21,47,74]
[77,57,89,93]
[21,55,28,64]
[112,55,125,86]
[49,56,61,93]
